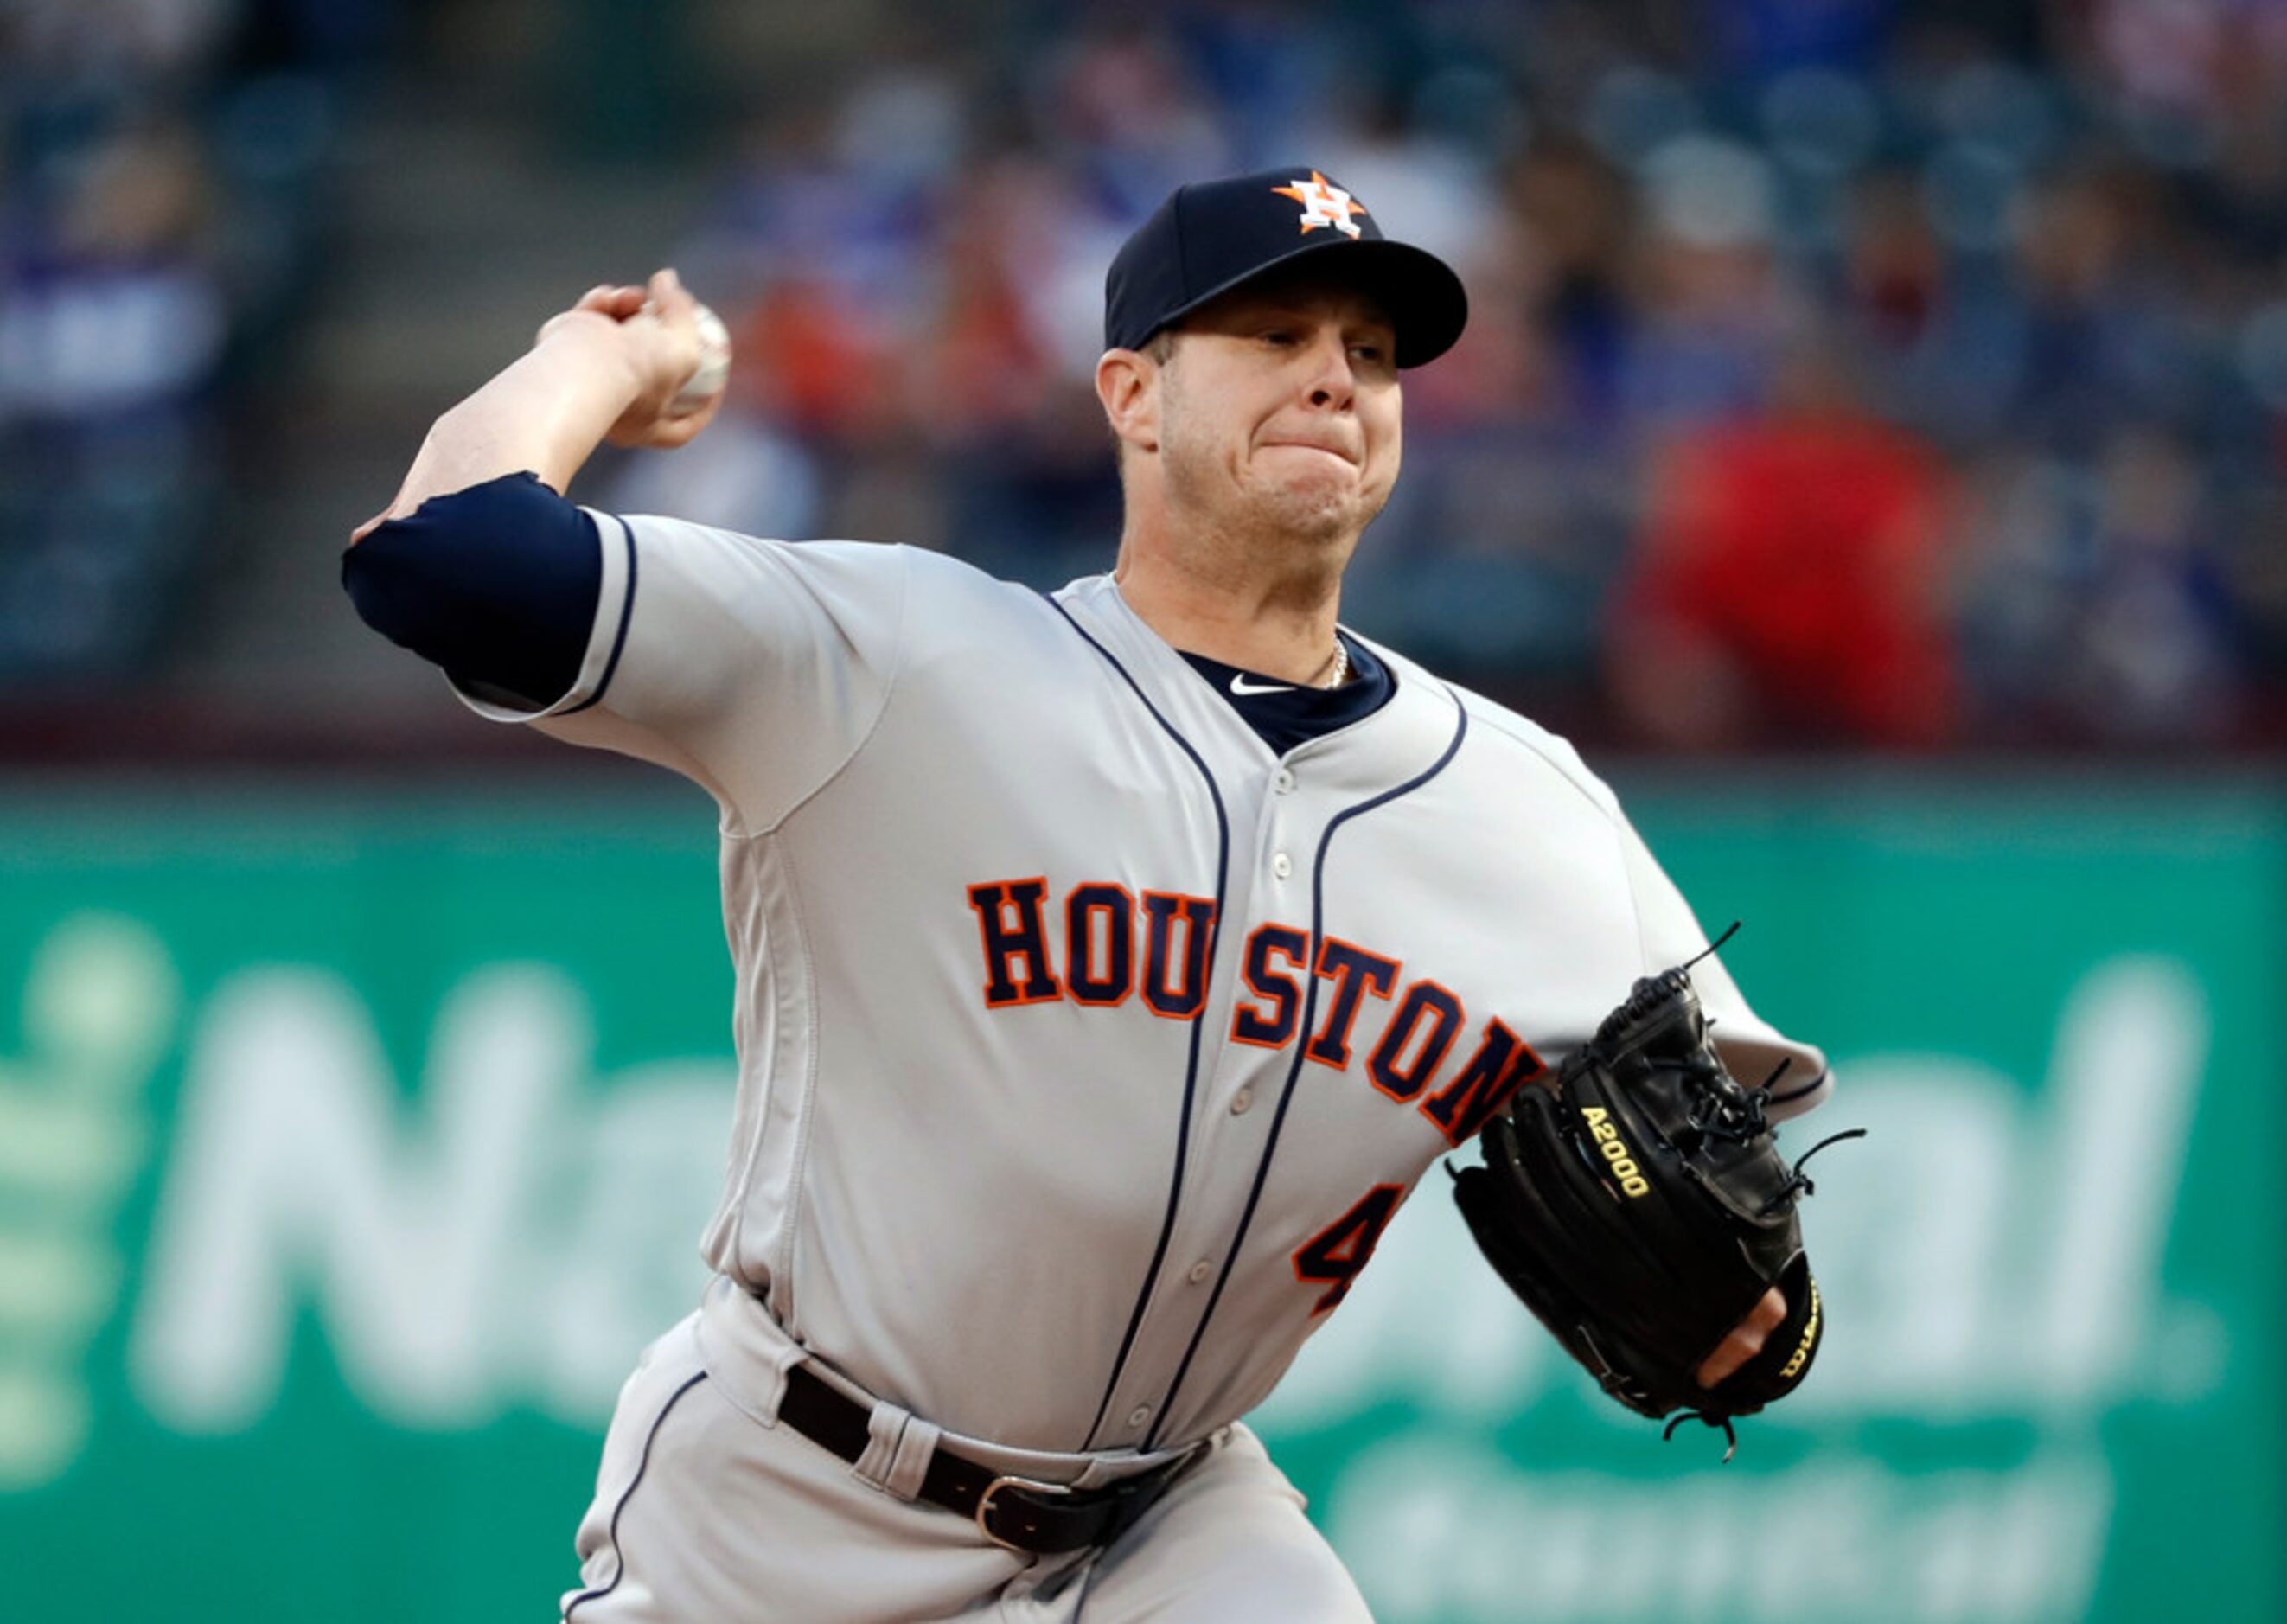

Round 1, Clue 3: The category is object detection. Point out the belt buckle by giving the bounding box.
[975,1473,1074,1554]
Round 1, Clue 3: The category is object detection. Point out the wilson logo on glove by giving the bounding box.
[1779,1281,1823,1381]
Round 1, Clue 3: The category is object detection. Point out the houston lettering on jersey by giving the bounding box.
[966,878,1546,1146]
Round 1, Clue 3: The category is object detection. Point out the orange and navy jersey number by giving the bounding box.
[964,877,1546,1148]
[1293,1184,1405,1314]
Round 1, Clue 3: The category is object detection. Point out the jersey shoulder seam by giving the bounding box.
[1443,684,1620,825]
[725,542,917,842]
[1348,638,1619,824]
[1437,681,1664,969]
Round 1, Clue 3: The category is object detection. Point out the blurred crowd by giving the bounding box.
[0,0,380,681]
[7,0,2285,753]
[629,0,2287,751]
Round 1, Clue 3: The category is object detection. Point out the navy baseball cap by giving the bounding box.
[1104,167,1468,368]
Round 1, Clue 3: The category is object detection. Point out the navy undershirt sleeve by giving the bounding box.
[341,471,603,709]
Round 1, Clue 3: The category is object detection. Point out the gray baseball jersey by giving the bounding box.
[458,509,1831,1614]
[459,508,1820,1436]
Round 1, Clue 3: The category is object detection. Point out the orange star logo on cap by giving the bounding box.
[1271,171,1368,238]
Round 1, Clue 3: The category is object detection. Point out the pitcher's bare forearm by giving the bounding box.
[352,270,715,543]
[393,316,642,514]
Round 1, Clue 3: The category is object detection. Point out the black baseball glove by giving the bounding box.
[1451,945,1856,1457]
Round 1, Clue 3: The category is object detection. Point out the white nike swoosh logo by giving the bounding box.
[1230,673,1294,696]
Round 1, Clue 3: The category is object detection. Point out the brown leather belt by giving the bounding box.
[777,1364,1198,1555]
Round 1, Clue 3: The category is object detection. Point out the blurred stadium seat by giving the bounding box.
[3,0,2283,753]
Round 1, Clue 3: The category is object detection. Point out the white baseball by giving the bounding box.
[668,302,732,417]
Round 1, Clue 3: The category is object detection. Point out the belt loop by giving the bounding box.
[884,1415,941,1502]
[697,1276,804,1426]
[853,1399,912,1494]
[769,1337,806,1391]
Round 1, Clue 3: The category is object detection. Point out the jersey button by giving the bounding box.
[1126,1405,1152,1429]
[1187,1259,1212,1283]
[1271,852,1292,879]
[1274,768,1296,795]
[1230,1088,1253,1115]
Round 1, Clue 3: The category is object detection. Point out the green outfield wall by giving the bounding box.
[0,774,2276,1622]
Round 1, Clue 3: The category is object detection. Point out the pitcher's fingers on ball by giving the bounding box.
[581,284,644,315]
[537,285,644,346]
[648,385,725,448]
[664,302,731,419]
[642,265,697,323]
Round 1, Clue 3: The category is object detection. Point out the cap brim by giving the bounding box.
[1150,236,1468,369]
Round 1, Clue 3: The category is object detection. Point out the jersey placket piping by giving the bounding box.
[1042,600,1235,1454]
[1138,696,1470,1452]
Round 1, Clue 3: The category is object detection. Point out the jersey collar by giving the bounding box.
[1052,574,1464,787]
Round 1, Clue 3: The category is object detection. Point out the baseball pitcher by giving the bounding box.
[344,168,1837,1621]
